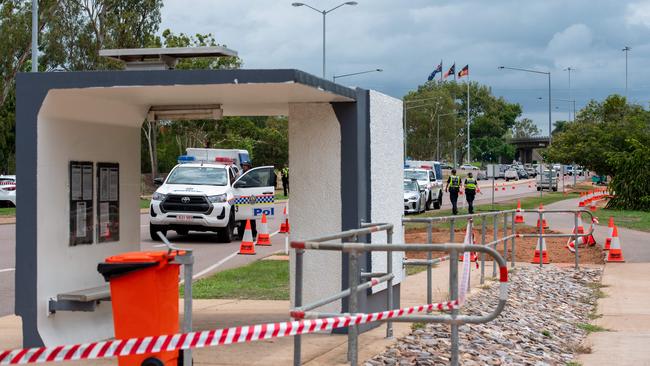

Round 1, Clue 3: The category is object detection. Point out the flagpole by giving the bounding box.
[440,60,443,82]
[467,72,470,164]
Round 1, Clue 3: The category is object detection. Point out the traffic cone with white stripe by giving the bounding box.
[578,192,585,208]
[587,217,598,246]
[531,226,550,264]
[589,196,597,212]
[514,200,524,224]
[458,225,479,267]
[606,226,625,262]
[604,217,615,250]
[536,203,549,230]
[279,205,290,233]
[256,213,271,246]
[566,214,586,252]
[238,220,256,255]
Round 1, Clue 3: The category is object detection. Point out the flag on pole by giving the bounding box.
[458,65,469,78]
[427,61,443,81]
[443,63,456,80]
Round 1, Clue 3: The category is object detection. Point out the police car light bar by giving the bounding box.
[214,157,234,164]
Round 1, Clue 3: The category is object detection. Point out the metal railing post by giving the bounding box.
[538,210,544,268]
[510,211,516,267]
[574,212,580,269]
[182,252,194,366]
[386,228,394,338]
[502,214,508,261]
[492,214,497,278]
[480,217,486,284]
[347,236,359,366]
[293,248,304,366]
[450,218,455,242]
[449,248,459,366]
[427,222,433,309]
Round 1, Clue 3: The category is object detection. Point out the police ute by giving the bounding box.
[149,156,276,243]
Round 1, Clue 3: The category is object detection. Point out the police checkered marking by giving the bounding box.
[234,195,275,205]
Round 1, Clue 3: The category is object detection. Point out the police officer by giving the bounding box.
[464,172,478,214]
[281,166,289,197]
[445,169,461,215]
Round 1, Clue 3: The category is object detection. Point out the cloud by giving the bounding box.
[159,0,650,130]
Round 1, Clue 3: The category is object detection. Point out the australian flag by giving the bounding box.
[427,61,443,81]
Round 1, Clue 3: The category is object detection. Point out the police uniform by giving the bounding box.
[464,177,478,214]
[447,175,461,215]
[281,167,289,196]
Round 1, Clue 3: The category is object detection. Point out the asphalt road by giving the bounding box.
[0,176,586,317]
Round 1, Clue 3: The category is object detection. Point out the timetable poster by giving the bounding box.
[69,161,94,246]
[97,163,120,243]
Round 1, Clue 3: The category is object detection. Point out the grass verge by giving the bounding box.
[596,208,650,232]
[182,259,289,300]
[140,198,150,209]
[0,207,15,216]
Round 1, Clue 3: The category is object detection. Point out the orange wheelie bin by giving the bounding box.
[98,251,183,366]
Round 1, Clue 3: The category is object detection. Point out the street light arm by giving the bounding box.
[293,2,324,13]
[333,69,382,81]
[498,66,550,75]
[326,1,357,13]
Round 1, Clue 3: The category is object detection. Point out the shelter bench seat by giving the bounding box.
[48,285,111,313]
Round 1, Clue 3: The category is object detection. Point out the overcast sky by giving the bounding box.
[161,0,650,134]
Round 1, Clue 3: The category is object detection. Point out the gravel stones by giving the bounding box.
[368,266,602,365]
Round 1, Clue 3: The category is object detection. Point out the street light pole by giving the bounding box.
[563,67,574,121]
[498,66,552,144]
[333,68,382,82]
[292,2,358,78]
[622,46,631,98]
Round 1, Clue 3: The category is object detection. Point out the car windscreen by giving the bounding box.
[404,170,428,180]
[404,181,419,192]
[166,166,228,186]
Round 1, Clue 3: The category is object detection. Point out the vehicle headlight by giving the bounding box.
[408,195,418,201]
[152,192,166,201]
[208,194,227,203]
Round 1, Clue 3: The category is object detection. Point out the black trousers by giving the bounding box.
[282,177,289,196]
[449,189,459,214]
[465,190,476,214]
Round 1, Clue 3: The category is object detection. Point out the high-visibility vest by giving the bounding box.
[449,176,460,188]
[465,178,477,190]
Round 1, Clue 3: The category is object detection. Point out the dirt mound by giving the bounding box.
[404,225,604,264]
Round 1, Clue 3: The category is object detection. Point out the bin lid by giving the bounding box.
[105,251,178,264]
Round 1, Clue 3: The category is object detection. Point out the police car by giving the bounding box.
[404,168,443,210]
[149,157,276,243]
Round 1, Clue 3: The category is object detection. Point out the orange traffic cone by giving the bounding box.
[256,213,272,246]
[514,200,524,224]
[531,227,550,264]
[279,205,290,233]
[238,220,256,255]
[536,203,549,229]
[501,183,506,191]
[587,217,598,246]
[578,192,585,208]
[589,197,597,212]
[606,226,625,262]
[458,226,478,267]
[604,217,615,250]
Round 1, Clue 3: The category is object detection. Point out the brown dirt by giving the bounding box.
[404,225,604,264]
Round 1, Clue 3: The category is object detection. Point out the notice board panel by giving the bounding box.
[97,163,120,243]
[69,161,94,246]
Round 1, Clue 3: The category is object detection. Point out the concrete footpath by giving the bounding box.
[524,197,650,365]
[0,259,488,365]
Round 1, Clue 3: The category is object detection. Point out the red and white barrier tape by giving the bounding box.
[0,301,457,365]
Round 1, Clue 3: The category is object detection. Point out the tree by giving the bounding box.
[607,139,650,211]
[511,118,540,138]
[552,120,569,135]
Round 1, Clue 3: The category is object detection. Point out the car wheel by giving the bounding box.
[552,187,558,192]
[175,229,189,236]
[218,209,235,243]
[150,224,167,241]
[536,187,541,191]
[434,192,442,209]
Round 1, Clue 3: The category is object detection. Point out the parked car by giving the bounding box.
[516,168,529,179]
[404,168,443,210]
[403,180,426,214]
[440,162,454,170]
[525,167,537,178]
[504,169,519,181]
[459,164,479,170]
[0,175,16,207]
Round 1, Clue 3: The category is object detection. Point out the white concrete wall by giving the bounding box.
[368,91,405,292]
[36,108,140,345]
[288,103,342,313]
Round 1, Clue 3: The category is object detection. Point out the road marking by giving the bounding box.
[0,268,15,273]
[192,251,239,279]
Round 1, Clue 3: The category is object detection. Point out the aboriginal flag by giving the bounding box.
[458,65,469,78]
[427,61,443,81]
[443,63,455,80]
